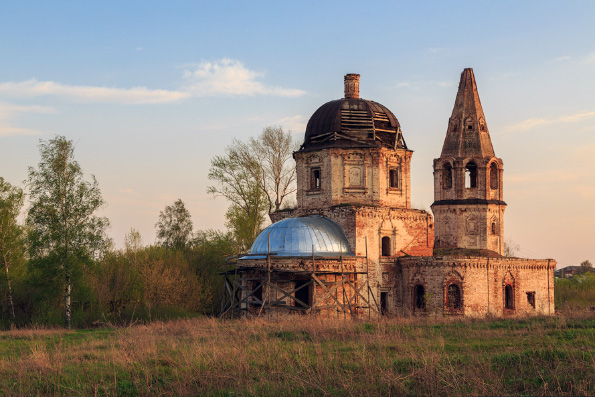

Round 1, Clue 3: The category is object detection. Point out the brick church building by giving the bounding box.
[221,69,555,317]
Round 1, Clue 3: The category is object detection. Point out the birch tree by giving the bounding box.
[27,136,110,328]
[0,178,25,321]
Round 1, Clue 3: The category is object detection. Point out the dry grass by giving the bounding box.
[0,314,593,395]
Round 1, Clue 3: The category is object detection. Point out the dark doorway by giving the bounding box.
[415,285,426,310]
[447,284,461,309]
[380,292,388,315]
[505,284,514,310]
[251,282,263,306]
[381,236,391,257]
[294,280,311,309]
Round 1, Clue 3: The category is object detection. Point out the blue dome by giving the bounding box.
[244,216,352,258]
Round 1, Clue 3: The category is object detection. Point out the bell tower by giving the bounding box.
[431,68,506,255]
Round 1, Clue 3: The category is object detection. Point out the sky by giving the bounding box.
[0,1,594,268]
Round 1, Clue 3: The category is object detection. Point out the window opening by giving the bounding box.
[380,292,388,315]
[311,168,321,190]
[526,292,536,308]
[294,279,311,309]
[490,163,498,190]
[252,282,263,307]
[468,124,473,130]
[415,285,426,310]
[491,222,497,235]
[389,168,400,189]
[504,284,514,310]
[447,284,461,309]
[465,162,477,188]
[443,163,453,189]
[381,236,391,257]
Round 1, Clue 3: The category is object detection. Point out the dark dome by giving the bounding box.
[300,74,407,151]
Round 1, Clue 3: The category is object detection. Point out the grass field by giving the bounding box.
[0,314,594,396]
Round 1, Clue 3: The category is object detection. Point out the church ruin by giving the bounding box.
[220,69,555,318]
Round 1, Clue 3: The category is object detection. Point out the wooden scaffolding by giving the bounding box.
[218,252,380,319]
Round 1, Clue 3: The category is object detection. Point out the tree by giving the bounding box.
[155,199,194,250]
[26,136,110,328]
[227,126,298,214]
[580,260,593,274]
[503,239,520,257]
[0,178,25,321]
[208,150,268,251]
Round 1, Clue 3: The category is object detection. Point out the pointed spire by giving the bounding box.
[440,68,495,158]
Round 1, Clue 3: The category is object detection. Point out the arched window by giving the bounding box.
[490,163,498,190]
[465,162,477,188]
[381,236,391,257]
[415,285,426,310]
[491,222,497,235]
[504,284,514,310]
[442,163,453,189]
[447,284,461,309]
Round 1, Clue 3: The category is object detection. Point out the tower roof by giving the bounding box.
[440,68,495,158]
[300,74,407,152]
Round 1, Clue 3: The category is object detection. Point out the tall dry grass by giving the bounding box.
[0,314,593,395]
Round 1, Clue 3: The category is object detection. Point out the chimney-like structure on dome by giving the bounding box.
[344,73,360,99]
[432,68,506,255]
[441,68,495,158]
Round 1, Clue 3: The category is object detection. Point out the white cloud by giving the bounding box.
[0,58,305,105]
[0,126,41,136]
[0,102,56,136]
[276,114,307,133]
[551,55,570,62]
[437,81,455,87]
[0,79,189,104]
[499,111,595,134]
[582,52,595,65]
[182,58,305,98]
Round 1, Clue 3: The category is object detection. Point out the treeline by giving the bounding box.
[0,136,243,329]
[0,127,298,329]
[0,230,236,328]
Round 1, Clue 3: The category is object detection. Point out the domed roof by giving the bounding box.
[244,216,352,258]
[300,74,407,151]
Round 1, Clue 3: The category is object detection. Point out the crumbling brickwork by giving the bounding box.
[397,256,555,316]
[231,70,555,319]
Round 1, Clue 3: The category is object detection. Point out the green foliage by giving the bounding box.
[0,177,26,321]
[26,136,110,327]
[155,199,193,250]
[208,149,268,251]
[555,272,595,310]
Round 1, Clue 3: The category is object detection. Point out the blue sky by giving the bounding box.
[0,1,594,267]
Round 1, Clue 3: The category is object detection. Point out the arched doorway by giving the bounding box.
[414,285,426,311]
